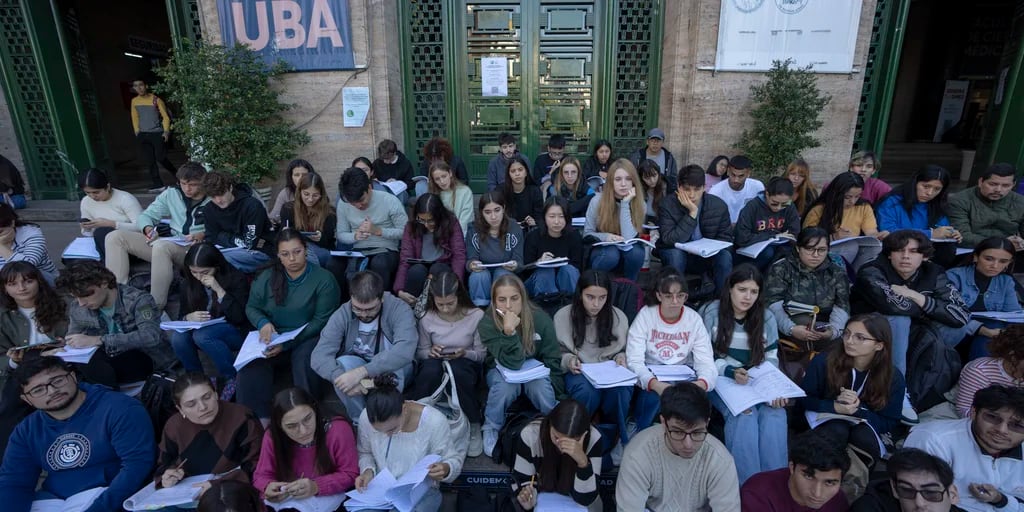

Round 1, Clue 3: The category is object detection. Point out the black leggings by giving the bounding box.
[815,419,882,468]
[402,262,453,297]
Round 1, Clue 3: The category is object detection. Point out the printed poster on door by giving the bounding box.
[715,0,863,73]
[481,57,509,97]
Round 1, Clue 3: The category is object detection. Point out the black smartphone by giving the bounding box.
[80,218,90,223]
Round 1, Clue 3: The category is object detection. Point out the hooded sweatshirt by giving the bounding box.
[202,183,273,255]
[734,192,802,248]
[0,383,155,512]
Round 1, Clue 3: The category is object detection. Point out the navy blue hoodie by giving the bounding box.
[0,383,155,512]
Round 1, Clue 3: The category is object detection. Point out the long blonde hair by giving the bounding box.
[596,159,645,234]
[427,162,468,212]
[490,274,537,355]
[293,173,333,232]
[787,159,817,214]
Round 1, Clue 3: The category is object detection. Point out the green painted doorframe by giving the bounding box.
[853,0,911,155]
[983,15,1024,173]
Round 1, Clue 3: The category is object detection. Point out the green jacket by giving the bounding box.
[246,264,341,348]
[0,306,69,389]
[948,186,1024,247]
[478,308,566,399]
[137,186,210,237]
[763,252,850,339]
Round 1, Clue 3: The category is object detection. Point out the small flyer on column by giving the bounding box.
[343,86,370,127]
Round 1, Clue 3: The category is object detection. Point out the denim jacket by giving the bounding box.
[67,284,176,371]
[946,265,1022,334]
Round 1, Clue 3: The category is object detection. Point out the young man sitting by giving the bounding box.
[742,430,850,511]
[851,448,966,512]
[201,171,274,273]
[905,385,1024,512]
[104,161,209,312]
[0,356,155,512]
[335,168,408,291]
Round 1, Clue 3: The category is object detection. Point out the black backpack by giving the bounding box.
[906,324,962,411]
[611,277,643,323]
[138,372,177,438]
[492,409,541,467]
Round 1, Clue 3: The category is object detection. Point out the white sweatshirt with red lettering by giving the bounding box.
[626,305,717,391]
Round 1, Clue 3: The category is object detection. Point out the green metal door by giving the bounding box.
[399,0,663,192]
[974,3,1024,176]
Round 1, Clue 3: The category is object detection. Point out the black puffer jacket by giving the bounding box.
[851,258,969,328]
[656,193,733,249]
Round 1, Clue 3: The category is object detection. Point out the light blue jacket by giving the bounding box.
[946,264,1021,333]
[875,194,950,235]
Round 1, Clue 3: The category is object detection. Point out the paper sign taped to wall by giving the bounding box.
[481,57,508,97]
[343,86,370,127]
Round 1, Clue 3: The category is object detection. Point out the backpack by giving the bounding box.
[138,372,177,438]
[611,277,644,323]
[492,409,541,467]
[906,324,962,411]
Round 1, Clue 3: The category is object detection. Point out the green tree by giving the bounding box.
[737,59,831,178]
[154,41,310,184]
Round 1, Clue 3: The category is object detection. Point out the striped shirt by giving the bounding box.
[512,421,603,510]
[0,225,58,285]
[956,357,1024,417]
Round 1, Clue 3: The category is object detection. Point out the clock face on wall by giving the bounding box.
[733,0,765,13]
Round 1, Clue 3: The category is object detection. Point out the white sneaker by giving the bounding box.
[483,428,498,458]
[902,392,919,425]
[468,423,483,457]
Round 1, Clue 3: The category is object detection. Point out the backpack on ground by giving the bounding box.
[610,277,643,323]
[138,371,177,438]
[492,408,541,467]
[906,323,962,411]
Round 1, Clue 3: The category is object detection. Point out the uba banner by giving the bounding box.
[217,0,355,71]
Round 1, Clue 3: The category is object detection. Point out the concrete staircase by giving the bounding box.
[877,142,970,188]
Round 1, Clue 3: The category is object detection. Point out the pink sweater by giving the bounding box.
[253,418,359,498]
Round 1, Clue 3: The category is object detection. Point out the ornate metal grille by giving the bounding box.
[404,0,449,167]
[610,0,660,156]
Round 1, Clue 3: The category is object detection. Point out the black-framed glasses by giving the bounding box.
[415,217,436,226]
[665,429,707,442]
[352,301,383,316]
[842,331,879,344]
[799,246,829,256]
[893,484,947,503]
[23,372,72,398]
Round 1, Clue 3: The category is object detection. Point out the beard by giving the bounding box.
[40,388,79,413]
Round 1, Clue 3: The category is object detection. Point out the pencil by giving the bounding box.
[175,458,188,470]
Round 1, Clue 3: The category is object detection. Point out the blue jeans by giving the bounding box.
[885,315,911,376]
[524,265,580,297]
[484,367,557,433]
[710,391,788,484]
[658,247,733,291]
[335,355,413,420]
[590,245,645,281]
[307,243,331,267]
[223,249,271,273]
[468,268,514,306]
[169,322,245,378]
[635,388,662,431]
[936,319,1003,361]
[565,372,633,445]
[735,244,777,273]
[2,194,26,209]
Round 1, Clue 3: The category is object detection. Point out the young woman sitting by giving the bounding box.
[253,387,358,504]
[584,159,647,281]
[875,165,960,267]
[404,272,486,457]
[954,325,1024,418]
[705,155,729,189]
[734,177,801,272]
[582,140,613,181]
[172,242,251,400]
[465,191,523,307]
[77,168,143,261]
[523,196,584,300]
[354,374,465,511]
[427,161,474,236]
[511,399,605,511]
[639,159,666,226]
[803,171,888,272]
[549,156,594,218]
[553,270,631,449]
[503,155,543,231]
[155,372,263,503]
[280,173,337,267]
[270,159,313,224]
[478,274,564,458]
[943,237,1021,359]
[785,158,818,216]
[699,265,786,484]
[0,203,58,285]
[799,314,905,471]
[393,193,466,306]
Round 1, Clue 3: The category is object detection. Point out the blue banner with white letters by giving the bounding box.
[217,0,355,71]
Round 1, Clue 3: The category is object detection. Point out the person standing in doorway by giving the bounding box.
[130,78,175,193]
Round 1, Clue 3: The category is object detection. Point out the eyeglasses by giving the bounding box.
[978,410,1024,434]
[799,246,829,255]
[352,301,382,316]
[23,372,72,398]
[415,217,436,226]
[665,429,707,442]
[893,484,947,503]
[842,331,879,344]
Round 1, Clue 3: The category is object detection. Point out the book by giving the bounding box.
[955,247,973,256]
[735,236,792,258]
[674,239,733,258]
[521,257,569,271]
[159,235,193,247]
[571,217,586,227]
[232,324,309,371]
[536,492,587,511]
[215,245,244,253]
[263,494,346,512]
[593,238,656,249]
[61,237,101,261]
[345,454,441,512]
[581,360,638,389]
[54,346,99,364]
[159,317,228,333]
[829,236,881,248]
[123,474,215,510]
[648,364,696,382]
[805,411,885,456]
[478,260,515,268]
[330,250,367,258]
[712,363,806,416]
[381,180,408,196]
[970,310,1024,323]
[29,486,106,512]
[496,359,551,384]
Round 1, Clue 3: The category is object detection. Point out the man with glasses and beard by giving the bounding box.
[311,270,417,420]
[851,448,965,512]
[0,356,154,511]
[615,382,740,511]
[905,385,1024,512]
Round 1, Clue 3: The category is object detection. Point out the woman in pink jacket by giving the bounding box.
[394,193,467,305]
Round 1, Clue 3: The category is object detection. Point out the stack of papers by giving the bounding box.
[263,494,345,512]
[62,237,101,261]
[534,257,569,269]
[331,250,367,258]
[581,360,637,388]
[159,317,227,332]
[829,236,881,248]
[571,217,586,227]
[232,324,309,371]
[496,359,551,384]
[381,180,408,196]
[648,364,696,382]
[593,238,655,249]
[30,486,105,512]
[124,474,214,510]
[736,237,792,258]
[345,455,441,512]
[56,346,99,364]
[674,239,733,258]
[161,236,193,247]
[713,364,806,416]
[970,311,1024,323]
[479,260,516,268]
[536,493,587,511]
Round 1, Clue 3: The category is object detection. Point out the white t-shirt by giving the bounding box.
[18,306,52,347]
[708,178,765,224]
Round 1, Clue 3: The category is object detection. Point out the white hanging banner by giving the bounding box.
[715,0,863,73]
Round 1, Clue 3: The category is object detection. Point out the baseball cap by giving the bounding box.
[648,128,665,140]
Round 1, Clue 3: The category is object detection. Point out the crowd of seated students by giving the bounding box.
[0,138,1022,511]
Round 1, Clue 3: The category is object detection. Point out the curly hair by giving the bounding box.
[55,260,117,297]
[0,261,65,336]
[989,325,1024,375]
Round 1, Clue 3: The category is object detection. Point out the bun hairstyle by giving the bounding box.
[366,373,403,424]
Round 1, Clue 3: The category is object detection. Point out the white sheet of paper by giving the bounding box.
[648,364,696,382]
[55,346,99,364]
[735,237,791,258]
[264,493,346,512]
[123,475,213,510]
[479,260,515,268]
[674,239,733,258]
[343,86,370,127]
[536,492,588,511]
[481,57,508,97]
[381,180,408,196]
[571,217,586,227]
[712,364,806,416]
[829,235,881,247]
[581,360,638,388]
[31,486,106,512]
[232,324,309,371]
[345,469,397,509]
[62,237,101,261]
[159,317,228,332]
[497,359,550,384]
[387,454,442,512]
[970,310,1024,323]
[330,250,367,258]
